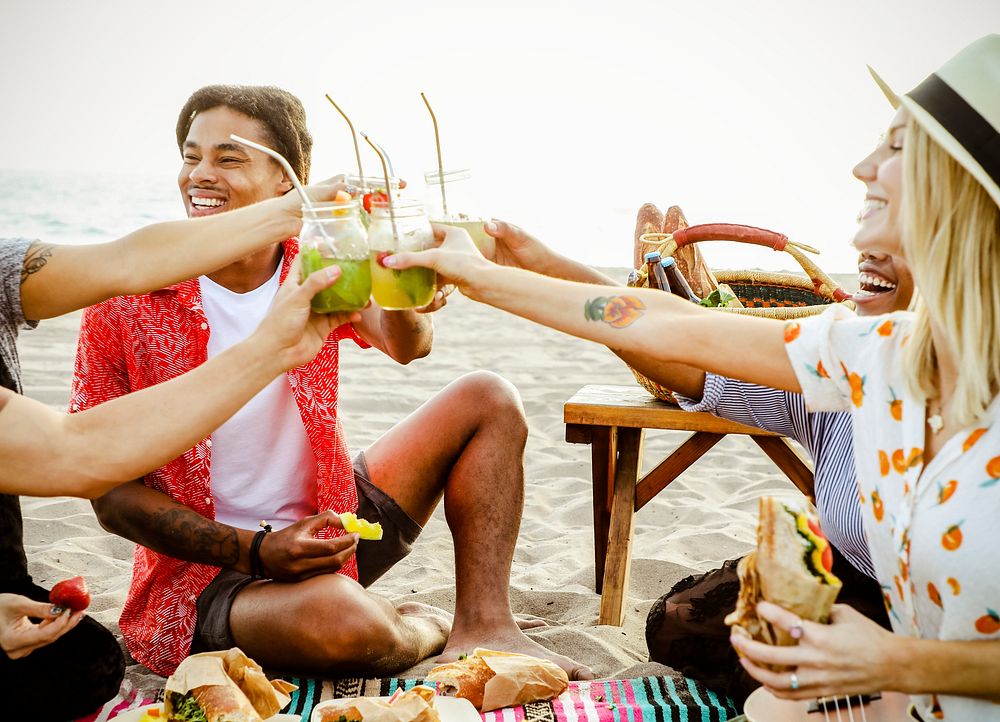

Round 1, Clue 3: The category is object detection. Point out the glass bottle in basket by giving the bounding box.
[299,199,372,313]
[644,251,665,290]
[423,168,490,250]
[368,199,437,310]
[661,256,701,303]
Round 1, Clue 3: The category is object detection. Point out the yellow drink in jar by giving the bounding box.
[434,217,490,251]
[370,252,436,310]
[367,200,437,310]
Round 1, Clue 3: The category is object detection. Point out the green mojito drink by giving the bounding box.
[368,200,437,311]
[299,198,371,313]
[300,250,371,313]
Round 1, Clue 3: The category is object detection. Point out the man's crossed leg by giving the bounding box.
[219,371,593,679]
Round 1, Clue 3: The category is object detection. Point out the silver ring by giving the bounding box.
[789,672,800,690]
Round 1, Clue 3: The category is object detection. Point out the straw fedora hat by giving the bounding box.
[867,34,1000,210]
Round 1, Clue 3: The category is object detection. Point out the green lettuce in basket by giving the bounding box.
[698,289,737,308]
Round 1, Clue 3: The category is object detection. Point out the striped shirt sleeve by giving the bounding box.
[675,373,798,438]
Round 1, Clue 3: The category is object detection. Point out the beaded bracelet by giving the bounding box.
[249,520,273,581]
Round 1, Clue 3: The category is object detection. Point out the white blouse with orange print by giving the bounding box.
[784,304,1000,722]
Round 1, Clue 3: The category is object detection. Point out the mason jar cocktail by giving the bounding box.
[299,200,372,313]
[423,168,490,249]
[368,200,437,310]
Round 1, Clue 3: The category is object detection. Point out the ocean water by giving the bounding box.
[0,168,859,285]
[0,167,647,271]
[0,168,182,246]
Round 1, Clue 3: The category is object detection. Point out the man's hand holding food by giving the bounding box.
[256,510,360,582]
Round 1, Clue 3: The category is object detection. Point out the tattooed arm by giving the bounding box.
[92,482,243,569]
[17,181,347,320]
[389,225,800,393]
[92,482,358,580]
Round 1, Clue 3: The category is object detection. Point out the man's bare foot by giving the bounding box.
[396,602,453,658]
[515,614,549,631]
[439,624,593,681]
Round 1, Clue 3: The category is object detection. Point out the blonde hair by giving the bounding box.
[902,117,1000,426]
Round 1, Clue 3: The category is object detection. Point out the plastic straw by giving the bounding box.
[360,132,398,241]
[229,133,334,251]
[420,92,448,217]
[324,95,366,189]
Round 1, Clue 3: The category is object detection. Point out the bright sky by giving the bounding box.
[2,0,997,272]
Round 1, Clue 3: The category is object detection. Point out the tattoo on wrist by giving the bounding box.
[584,295,646,328]
[20,243,55,285]
[148,507,240,567]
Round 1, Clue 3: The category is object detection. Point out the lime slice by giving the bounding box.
[339,512,383,540]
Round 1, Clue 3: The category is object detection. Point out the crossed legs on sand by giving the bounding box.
[228,371,593,680]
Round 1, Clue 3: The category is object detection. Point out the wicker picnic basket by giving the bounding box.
[630,222,852,402]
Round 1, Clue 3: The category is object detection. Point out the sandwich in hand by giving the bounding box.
[426,648,569,712]
[725,497,841,667]
[164,647,296,722]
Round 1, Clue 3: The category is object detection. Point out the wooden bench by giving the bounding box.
[564,384,815,626]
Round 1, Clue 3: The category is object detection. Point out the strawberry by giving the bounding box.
[363,191,388,214]
[49,575,90,612]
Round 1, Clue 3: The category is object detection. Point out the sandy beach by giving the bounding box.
[16,269,856,695]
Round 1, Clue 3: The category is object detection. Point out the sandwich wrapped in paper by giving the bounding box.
[164,647,296,722]
[426,648,569,712]
[725,497,842,668]
[312,685,440,722]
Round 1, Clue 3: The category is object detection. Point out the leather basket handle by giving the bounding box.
[672,224,790,251]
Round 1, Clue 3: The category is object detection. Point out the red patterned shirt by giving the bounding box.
[69,239,366,676]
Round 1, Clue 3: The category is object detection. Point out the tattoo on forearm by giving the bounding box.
[584,295,646,328]
[20,243,55,285]
[146,507,240,567]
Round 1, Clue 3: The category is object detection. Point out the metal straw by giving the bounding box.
[324,95,366,189]
[420,92,448,217]
[360,132,398,241]
[229,133,335,251]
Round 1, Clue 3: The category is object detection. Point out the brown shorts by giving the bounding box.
[190,452,422,653]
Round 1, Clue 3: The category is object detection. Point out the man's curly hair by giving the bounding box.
[176,85,313,184]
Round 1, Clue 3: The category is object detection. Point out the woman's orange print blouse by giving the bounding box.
[784,305,1000,722]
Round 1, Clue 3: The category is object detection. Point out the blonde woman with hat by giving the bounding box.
[388,35,1000,720]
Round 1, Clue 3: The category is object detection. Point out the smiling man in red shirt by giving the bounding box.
[71,85,590,680]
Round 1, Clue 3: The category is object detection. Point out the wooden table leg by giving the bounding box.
[591,426,616,593]
[752,436,816,500]
[634,431,723,511]
[599,427,644,626]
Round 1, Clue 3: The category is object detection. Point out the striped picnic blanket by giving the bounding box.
[85,674,737,722]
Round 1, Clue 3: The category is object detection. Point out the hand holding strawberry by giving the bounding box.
[1,593,84,658]
[49,575,91,612]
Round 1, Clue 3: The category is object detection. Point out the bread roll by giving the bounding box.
[425,655,494,711]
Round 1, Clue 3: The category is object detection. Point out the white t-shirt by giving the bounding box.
[199,264,318,531]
